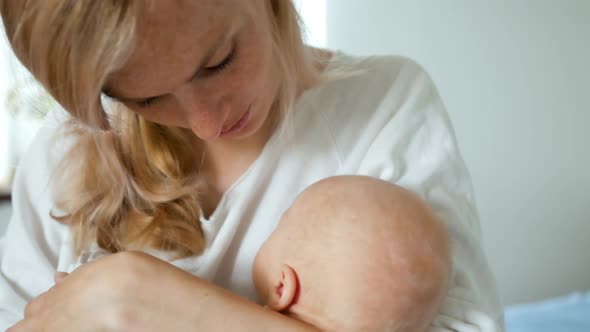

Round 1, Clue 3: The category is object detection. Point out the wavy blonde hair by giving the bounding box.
[0,0,321,257]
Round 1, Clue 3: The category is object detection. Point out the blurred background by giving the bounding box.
[314,1,590,330]
[317,0,590,308]
[1,1,589,330]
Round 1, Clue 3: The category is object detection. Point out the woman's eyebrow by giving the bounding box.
[102,29,234,103]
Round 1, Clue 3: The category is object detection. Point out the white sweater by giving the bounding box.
[0,52,504,331]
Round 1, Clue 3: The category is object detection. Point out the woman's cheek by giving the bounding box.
[128,102,187,128]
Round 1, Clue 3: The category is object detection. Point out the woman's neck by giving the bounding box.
[198,47,333,194]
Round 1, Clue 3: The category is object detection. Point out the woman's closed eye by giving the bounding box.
[137,97,158,108]
[135,43,237,109]
[203,45,236,75]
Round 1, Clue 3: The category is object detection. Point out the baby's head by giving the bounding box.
[252,176,449,332]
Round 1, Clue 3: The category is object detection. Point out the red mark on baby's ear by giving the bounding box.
[291,273,301,306]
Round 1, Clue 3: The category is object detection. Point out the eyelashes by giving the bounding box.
[136,97,157,108]
[204,45,236,74]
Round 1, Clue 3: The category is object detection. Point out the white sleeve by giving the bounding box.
[357,61,505,331]
[0,121,70,329]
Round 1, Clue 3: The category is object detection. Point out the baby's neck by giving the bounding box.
[283,296,335,332]
[284,307,327,331]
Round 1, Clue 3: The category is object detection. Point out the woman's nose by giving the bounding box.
[187,102,225,140]
[176,87,227,141]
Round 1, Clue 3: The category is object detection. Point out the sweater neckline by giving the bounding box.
[199,51,343,223]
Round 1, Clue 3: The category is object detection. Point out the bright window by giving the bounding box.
[295,0,326,48]
[0,24,49,192]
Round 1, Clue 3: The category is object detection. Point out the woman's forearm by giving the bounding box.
[177,273,318,332]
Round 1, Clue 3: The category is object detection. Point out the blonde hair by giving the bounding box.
[0,0,321,257]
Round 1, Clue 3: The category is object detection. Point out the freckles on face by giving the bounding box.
[103,0,278,138]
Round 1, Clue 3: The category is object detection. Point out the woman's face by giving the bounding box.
[104,0,279,143]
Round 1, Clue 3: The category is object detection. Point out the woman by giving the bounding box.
[0,0,503,331]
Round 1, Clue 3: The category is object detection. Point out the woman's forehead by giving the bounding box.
[105,0,245,100]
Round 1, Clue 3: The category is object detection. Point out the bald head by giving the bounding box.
[254,176,450,331]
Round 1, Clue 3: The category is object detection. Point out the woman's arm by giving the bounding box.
[128,252,320,332]
[167,256,320,332]
[10,251,319,332]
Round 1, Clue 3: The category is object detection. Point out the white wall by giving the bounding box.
[326,0,590,305]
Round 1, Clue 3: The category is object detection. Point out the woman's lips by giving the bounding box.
[220,108,250,137]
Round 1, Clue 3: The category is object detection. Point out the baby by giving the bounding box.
[252,176,450,332]
[53,176,449,331]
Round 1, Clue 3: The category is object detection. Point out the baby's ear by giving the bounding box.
[267,264,298,312]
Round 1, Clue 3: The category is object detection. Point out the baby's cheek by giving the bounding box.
[251,250,269,303]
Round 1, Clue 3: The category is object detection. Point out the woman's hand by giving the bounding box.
[7,251,203,332]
